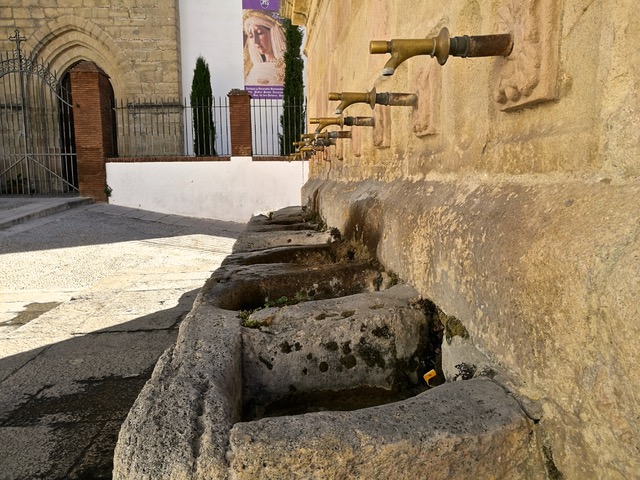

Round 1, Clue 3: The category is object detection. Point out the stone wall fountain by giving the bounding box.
[113,206,546,479]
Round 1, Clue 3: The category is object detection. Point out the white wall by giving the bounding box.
[178,0,244,100]
[106,158,308,222]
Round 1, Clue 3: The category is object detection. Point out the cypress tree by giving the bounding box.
[279,19,305,156]
[190,56,216,156]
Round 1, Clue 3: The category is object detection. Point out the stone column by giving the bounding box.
[228,89,252,156]
[70,61,114,202]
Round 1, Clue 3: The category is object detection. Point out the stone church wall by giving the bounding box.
[0,0,182,100]
[283,1,640,478]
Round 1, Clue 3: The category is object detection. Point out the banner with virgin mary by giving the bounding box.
[242,0,286,99]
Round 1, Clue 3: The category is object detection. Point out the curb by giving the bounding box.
[0,197,95,230]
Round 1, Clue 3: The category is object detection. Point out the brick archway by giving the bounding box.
[28,16,128,101]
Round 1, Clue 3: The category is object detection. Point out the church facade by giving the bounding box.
[1,0,182,100]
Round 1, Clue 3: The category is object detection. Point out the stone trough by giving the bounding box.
[113,206,545,479]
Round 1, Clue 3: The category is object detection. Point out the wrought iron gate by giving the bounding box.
[0,30,77,196]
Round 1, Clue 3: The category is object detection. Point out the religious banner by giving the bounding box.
[242,0,285,99]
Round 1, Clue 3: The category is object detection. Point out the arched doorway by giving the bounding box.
[59,68,78,191]
[0,32,80,196]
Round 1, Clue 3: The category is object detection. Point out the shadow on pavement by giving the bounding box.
[0,289,201,480]
[0,206,243,255]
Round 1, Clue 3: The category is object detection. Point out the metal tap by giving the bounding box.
[315,131,352,140]
[309,116,375,133]
[313,138,335,147]
[309,117,343,133]
[370,27,513,75]
[299,145,316,154]
[328,87,417,114]
[343,116,375,127]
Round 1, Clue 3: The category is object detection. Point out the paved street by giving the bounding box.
[0,200,243,479]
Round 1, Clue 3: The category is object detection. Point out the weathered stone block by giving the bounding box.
[228,378,544,479]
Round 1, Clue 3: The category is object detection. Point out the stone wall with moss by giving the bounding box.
[0,0,182,99]
[284,1,640,478]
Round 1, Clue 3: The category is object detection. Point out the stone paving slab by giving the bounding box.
[0,197,93,230]
[0,199,242,479]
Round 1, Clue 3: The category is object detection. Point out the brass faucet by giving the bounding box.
[312,131,351,148]
[299,145,316,154]
[314,138,334,147]
[309,117,342,133]
[370,27,513,75]
[315,130,352,140]
[327,92,373,115]
[343,116,375,128]
[309,116,375,133]
[328,87,417,114]
[288,148,308,160]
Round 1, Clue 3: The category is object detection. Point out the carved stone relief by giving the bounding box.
[493,0,561,110]
[412,61,441,137]
[373,105,391,148]
[335,135,344,160]
[351,126,362,157]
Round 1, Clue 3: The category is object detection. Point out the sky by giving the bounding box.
[179,0,245,100]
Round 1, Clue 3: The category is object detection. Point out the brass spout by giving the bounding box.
[309,116,345,133]
[370,36,442,76]
[343,116,375,127]
[316,131,352,140]
[288,148,306,159]
[370,27,513,75]
[328,88,417,114]
[313,138,335,147]
[309,116,375,132]
[328,91,375,115]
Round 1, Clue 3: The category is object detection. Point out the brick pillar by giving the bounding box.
[70,61,114,202]
[228,89,252,156]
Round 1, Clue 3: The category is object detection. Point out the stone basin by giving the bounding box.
[203,260,394,312]
[113,206,544,479]
[240,284,434,420]
[228,377,541,480]
[222,240,367,267]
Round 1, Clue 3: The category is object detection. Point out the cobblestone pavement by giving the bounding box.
[0,199,244,479]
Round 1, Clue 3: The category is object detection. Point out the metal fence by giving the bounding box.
[112,95,306,158]
[112,97,231,157]
[251,96,306,156]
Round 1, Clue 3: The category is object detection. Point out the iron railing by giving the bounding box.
[112,97,231,157]
[251,96,306,156]
[113,96,306,158]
